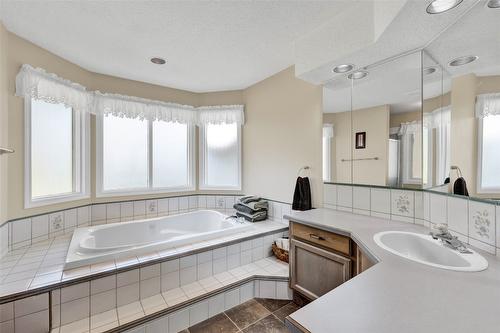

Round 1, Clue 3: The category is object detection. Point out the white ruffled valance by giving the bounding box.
[398,121,420,136]
[197,105,245,125]
[15,64,91,113]
[424,105,451,129]
[15,64,245,125]
[323,124,334,138]
[476,93,500,118]
[93,92,198,124]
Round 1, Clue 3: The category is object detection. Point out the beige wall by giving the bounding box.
[0,23,9,225]
[323,104,389,186]
[243,67,323,207]
[4,31,323,220]
[323,112,351,183]
[450,73,477,197]
[352,105,389,186]
[389,110,420,128]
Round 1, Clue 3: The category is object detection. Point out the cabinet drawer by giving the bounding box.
[291,222,350,256]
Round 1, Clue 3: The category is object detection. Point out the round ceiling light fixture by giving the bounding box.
[150,57,166,65]
[348,70,368,80]
[426,0,463,14]
[448,55,478,67]
[487,0,500,8]
[423,66,437,75]
[333,64,354,73]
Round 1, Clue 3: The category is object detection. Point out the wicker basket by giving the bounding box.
[272,243,289,263]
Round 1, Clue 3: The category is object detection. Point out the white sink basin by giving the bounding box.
[374,231,488,272]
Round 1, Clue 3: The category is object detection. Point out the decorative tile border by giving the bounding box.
[2,194,292,256]
[324,183,500,255]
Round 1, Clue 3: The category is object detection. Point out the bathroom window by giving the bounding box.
[25,99,90,208]
[96,114,194,196]
[199,122,242,190]
[478,115,500,193]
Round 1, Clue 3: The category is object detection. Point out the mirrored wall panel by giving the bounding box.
[424,0,500,199]
[351,51,422,189]
[322,76,352,184]
[322,51,423,189]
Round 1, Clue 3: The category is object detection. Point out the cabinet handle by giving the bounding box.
[309,233,324,241]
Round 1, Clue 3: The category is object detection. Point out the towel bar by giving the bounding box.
[341,157,378,162]
[0,147,14,155]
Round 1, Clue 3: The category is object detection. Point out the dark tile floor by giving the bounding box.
[184,298,301,333]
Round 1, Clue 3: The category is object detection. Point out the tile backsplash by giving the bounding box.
[1,195,291,256]
[324,183,500,255]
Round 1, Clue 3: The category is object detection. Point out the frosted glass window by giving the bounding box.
[102,115,148,190]
[153,121,189,188]
[31,100,73,198]
[480,115,500,190]
[201,123,241,189]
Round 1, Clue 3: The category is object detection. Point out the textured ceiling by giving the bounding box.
[426,0,500,78]
[0,0,355,92]
[299,0,481,85]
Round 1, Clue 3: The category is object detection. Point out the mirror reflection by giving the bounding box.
[323,51,422,189]
[424,1,500,199]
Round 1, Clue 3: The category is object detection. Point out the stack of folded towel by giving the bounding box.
[233,195,269,222]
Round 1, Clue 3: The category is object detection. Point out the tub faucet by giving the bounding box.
[430,224,471,254]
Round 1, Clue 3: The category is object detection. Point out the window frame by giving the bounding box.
[199,123,242,191]
[477,116,500,194]
[95,114,195,197]
[24,98,90,208]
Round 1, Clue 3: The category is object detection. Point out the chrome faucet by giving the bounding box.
[430,224,472,254]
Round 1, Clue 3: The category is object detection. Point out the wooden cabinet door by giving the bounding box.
[290,239,351,300]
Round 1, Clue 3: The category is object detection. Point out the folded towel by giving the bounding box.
[236,211,267,222]
[238,195,262,204]
[274,238,289,252]
[233,203,266,215]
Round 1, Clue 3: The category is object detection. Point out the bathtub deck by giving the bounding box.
[51,256,289,333]
[0,219,287,301]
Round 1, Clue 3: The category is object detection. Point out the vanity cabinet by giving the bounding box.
[289,222,352,300]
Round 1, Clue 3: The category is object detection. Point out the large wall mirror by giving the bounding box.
[323,0,499,200]
[424,0,500,200]
[323,51,423,189]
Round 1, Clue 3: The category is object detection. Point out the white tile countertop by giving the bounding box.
[284,208,500,333]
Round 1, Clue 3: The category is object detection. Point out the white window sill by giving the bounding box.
[25,192,90,209]
[95,186,196,198]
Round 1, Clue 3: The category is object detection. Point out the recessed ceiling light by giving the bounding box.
[426,0,463,14]
[333,64,354,73]
[348,70,368,80]
[150,57,166,65]
[448,55,478,66]
[423,66,437,75]
[487,0,500,8]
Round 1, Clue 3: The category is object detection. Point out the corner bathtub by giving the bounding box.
[65,210,253,270]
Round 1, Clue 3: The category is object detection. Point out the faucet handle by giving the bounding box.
[432,223,449,233]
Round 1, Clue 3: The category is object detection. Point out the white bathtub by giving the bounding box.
[65,210,254,270]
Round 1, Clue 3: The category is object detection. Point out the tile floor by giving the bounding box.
[184,298,300,333]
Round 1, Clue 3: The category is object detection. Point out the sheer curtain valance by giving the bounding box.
[15,64,245,125]
[476,93,500,118]
[15,64,91,113]
[398,121,420,136]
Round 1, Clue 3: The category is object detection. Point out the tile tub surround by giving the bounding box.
[2,194,292,255]
[49,258,290,333]
[284,208,500,333]
[0,220,288,301]
[323,183,500,255]
[0,256,290,333]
